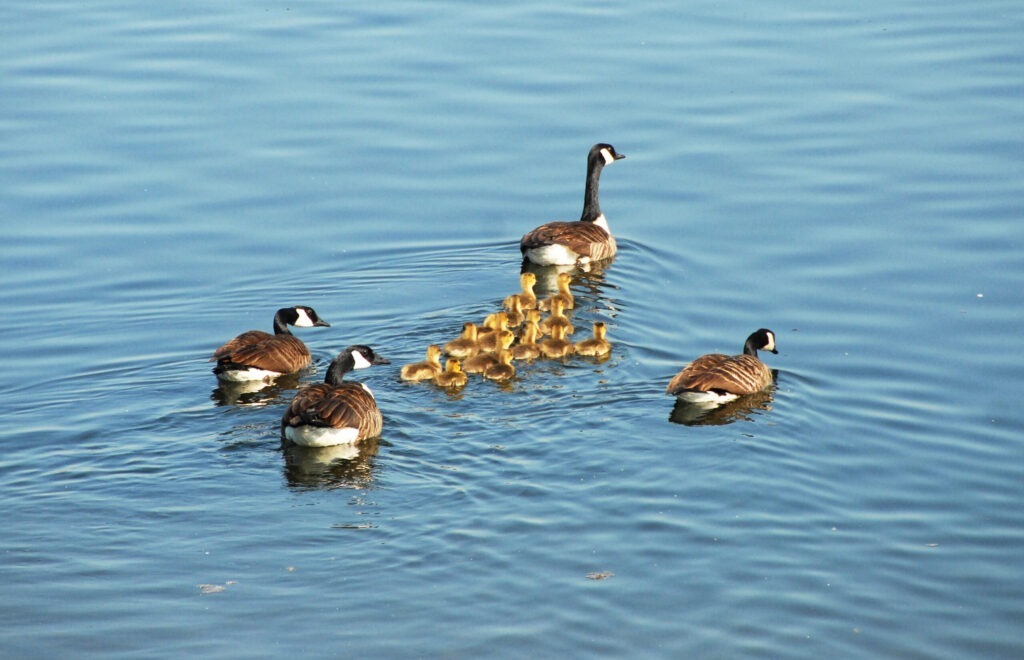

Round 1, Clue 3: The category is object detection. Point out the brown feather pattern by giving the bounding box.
[520,221,617,262]
[281,382,382,441]
[216,334,312,374]
[666,354,772,396]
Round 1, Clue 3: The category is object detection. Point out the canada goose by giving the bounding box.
[477,312,510,352]
[464,331,515,374]
[483,350,516,381]
[435,359,468,388]
[539,297,574,336]
[666,329,778,403]
[281,345,390,447]
[444,322,480,359]
[575,322,612,357]
[212,306,330,382]
[538,272,575,311]
[400,345,443,382]
[504,272,538,311]
[511,321,541,361]
[520,143,625,266]
[539,324,575,359]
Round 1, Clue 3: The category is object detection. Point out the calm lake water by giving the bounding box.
[3,1,1023,657]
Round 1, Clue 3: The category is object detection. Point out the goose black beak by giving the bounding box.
[315,320,331,327]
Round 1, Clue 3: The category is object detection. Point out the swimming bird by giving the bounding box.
[212,306,330,382]
[520,143,625,266]
[523,309,545,339]
[503,294,525,328]
[483,350,516,382]
[539,297,574,336]
[400,345,443,381]
[477,312,511,352]
[666,329,778,403]
[281,345,390,447]
[539,324,575,359]
[575,322,612,358]
[434,359,468,388]
[464,331,515,374]
[444,322,480,359]
[511,321,541,361]
[504,272,538,311]
[538,271,575,311]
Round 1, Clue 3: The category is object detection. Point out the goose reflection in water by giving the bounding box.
[520,257,613,300]
[281,436,381,491]
[210,373,301,407]
[669,382,777,427]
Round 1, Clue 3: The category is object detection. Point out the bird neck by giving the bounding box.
[272,310,294,335]
[580,157,606,223]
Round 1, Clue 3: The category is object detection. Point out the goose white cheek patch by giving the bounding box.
[293,308,316,327]
[351,350,374,370]
[600,148,615,165]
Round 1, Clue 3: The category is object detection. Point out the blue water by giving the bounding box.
[3,1,1023,657]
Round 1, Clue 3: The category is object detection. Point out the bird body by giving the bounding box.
[282,346,389,447]
[213,306,330,382]
[400,345,443,381]
[444,323,480,359]
[435,359,468,388]
[539,324,575,359]
[575,322,612,357]
[666,329,778,403]
[520,143,625,266]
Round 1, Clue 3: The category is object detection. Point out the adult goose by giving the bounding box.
[212,306,330,382]
[281,345,390,447]
[520,143,625,266]
[666,329,778,404]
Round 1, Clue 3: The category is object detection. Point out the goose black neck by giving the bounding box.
[272,309,295,335]
[743,337,760,357]
[325,353,354,385]
[580,154,607,223]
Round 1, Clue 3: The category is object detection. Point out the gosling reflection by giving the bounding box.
[669,384,776,427]
[281,437,380,490]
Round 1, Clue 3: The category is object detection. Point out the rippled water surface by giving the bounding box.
[3,1,1023,657]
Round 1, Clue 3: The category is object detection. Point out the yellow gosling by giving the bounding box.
[483,350,516,382]
[538,272,575,311]
[503,272,538,311]
[400,344,444,381]
[444,322,480,359]
[539,324,575,359]
[575,322,612,357]
[435,359,468,388]
[539,297,575,336]
[511,322,541,361]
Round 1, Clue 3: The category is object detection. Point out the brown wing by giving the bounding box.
[667,354,772,396]
[520,221,617,261]
[216,335,312,374]
[211,330,274,361]
[282,383,382,439]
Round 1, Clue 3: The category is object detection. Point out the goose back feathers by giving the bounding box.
[666,329,778,403]
[282,346,389,447]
